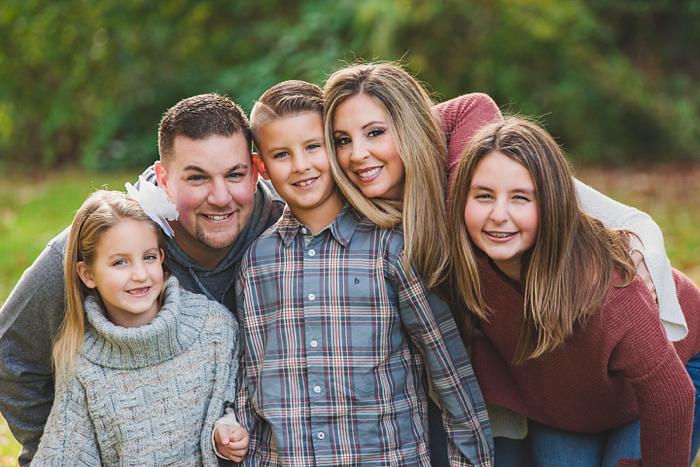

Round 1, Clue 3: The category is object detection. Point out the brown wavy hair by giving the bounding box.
[448,117,635,363]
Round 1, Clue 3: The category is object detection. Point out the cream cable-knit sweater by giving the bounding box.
[31,277,239,466]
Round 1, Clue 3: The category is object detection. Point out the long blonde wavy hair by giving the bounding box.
[55,190,166,375]
[448,117,635,364]
[323,63,449,288]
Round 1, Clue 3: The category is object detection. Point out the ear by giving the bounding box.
[251,152,269,180]
[76,261,96,289]
[154,161,171,197]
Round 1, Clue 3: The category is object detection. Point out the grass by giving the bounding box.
[0,166,699,465]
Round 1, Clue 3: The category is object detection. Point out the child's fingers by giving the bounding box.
[227,438,249,450]
[215,425,232,444]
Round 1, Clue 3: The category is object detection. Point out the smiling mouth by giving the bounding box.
[128,286,151,297]
[355,166,382,182]
[293,176,319,188]
[485,231,517,239]
[202,213,233,222]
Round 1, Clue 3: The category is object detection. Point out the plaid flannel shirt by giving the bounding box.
[235,205,493,466]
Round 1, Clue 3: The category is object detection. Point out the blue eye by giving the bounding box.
[112,259,127,267]
[187,174,206,182]
[273,151,289,159]
[307,143,321,151]
[367,128,385,137]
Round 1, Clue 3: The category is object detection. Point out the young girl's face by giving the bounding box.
[332,93,405,201]
[77,218,165,328]
[464,151,539,282]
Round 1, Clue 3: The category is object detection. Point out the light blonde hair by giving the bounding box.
[250,80,323,148]
[323,63,449,288]
[55,190,166,375]
[448,117,635,364]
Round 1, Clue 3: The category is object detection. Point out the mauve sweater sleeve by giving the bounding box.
[432,93,503,177]
[607,279,694,467]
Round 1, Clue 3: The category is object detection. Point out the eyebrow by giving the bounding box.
[182,163,248,172]
[470,184,536,195]
[106,247,159,258]
[361,120,385,130]
[333,121,386,134]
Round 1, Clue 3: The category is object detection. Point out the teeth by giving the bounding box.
[205,214,229,221]
[488,232,515,238]
[357,167,381,180]
[295,178,316,187]
[129,287,149,295]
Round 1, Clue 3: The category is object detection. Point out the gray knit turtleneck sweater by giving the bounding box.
[30,277,239,467]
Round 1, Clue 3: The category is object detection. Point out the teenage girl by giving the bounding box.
[31,190,248,466]
[447,116,700,466]
[322,62,687,465]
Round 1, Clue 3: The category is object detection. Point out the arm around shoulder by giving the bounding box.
[433,93,503,174]
[0,229,70,464]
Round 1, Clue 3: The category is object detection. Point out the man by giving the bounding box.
[0,93,284,465]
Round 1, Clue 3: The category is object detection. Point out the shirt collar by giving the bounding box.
[276,203,360,248]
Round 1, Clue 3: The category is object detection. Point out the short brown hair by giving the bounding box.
[249,80,323,147]
[158,93,252,164]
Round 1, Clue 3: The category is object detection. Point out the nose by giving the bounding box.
[291,153,311,173]
[208,177,233,207]
[490,199,509,224]
[350,139,369,163]
[131,261,148,282]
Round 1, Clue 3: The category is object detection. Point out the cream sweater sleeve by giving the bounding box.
[574,178,687,340]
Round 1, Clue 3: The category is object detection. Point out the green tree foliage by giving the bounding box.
[0,0,698,170]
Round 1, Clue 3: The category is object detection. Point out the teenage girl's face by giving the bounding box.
[464,151,539,282]
[77,219,165,328]
[332,93,405,201]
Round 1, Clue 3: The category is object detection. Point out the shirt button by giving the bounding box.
[308,249,316,256]
[317,431,325,440]
[313,385,322,394]
[308,293,315,301]
[310,339,318,348]
[301,227,308,234]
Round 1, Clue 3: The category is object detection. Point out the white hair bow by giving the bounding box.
[125,176,179,238]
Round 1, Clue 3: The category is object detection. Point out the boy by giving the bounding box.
[215,81,493,466]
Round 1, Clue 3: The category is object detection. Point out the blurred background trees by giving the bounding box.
[1,0,699,171]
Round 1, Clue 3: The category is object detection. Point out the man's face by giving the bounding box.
[156,133,258,267]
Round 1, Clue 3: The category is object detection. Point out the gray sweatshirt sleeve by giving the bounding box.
[574,178,687,341]
[0,229,70,466]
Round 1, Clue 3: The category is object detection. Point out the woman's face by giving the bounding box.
[331,93,405,201]
[464,151,539,282]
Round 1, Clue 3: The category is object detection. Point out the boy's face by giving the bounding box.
[256,112,342,228]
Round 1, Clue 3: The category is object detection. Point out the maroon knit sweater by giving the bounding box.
[471,253,700,467]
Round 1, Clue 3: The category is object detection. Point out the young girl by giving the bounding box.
[322,62,688,464]
[31,190,247,466]
[447,116,700,466]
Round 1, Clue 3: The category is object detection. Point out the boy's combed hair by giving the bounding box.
[249,80,323,146]
[448,116,635,363]
[56,190,166,375]
[323,62,449,289]
[158,93,252,164]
